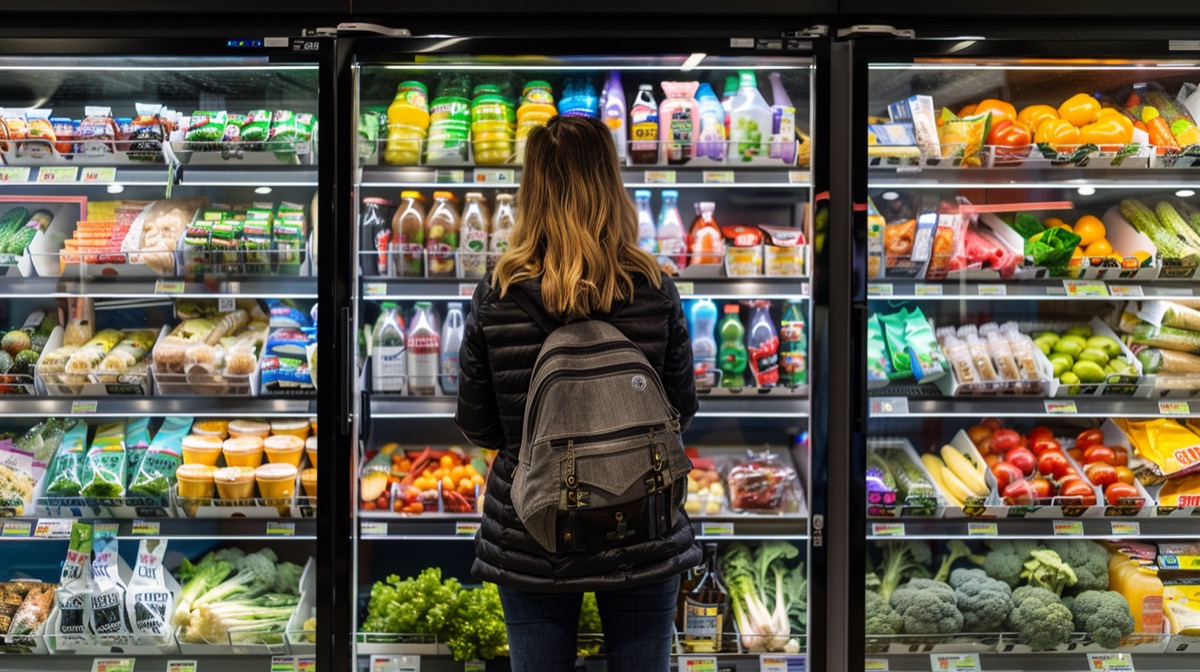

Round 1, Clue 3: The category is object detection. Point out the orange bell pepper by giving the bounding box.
[1017,104,1059,134]
[1079,113,1134,145]
[1034,118,1081,147]
[975,98,1016,122]
[1058,93,1101,128]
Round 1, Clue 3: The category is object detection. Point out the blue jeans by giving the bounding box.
[498,574,680,672]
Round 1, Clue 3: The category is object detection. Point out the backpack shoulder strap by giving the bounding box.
[507,284,562,335]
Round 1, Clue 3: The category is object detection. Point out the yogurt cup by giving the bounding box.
[228,420,271,439]
[191,420,230,440]
[301,468,317,497]
[223,436,265,468]
[176,464,215,499]
[309,417,317,435]
[305,436,318,468]
[181,435,223,466]
[213,466,256,500]
[256,463,298,500]
[270,419,310,440]
[263,434,305,466]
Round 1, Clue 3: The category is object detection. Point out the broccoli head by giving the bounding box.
[866,590,903,636]
[1021,549,1078,596]
[874,541,934,601]
[1070,590,1134,649]
[1046,540,1110,594]
[934,540,985,583]
[982,539,1040,588]
[889,578,963,635]
[1007,585,1072,651]
[950,568,1013,633]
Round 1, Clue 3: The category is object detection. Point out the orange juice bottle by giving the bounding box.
[1109,551,1164,633]
[384,81,430,165]
[689,201,724,265]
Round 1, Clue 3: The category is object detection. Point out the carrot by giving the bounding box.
[1148,117,1179,148]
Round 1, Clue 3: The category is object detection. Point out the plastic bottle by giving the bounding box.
[718,304,747,388]
[767,72,797,164]
[372,303,406,393]
[720,76,738,139]
[747,300,780,387]
[728,70,772,163]
[360,197,397,276]
[406,301,441,396]
[602,71,627,160]
[659,81,700,165]
[384,81,429,165]
[689,201,724,266]
[558,77,598,118]
[780,300,808,387]
[517,81,556,163]
[391,191,426,277]
[689,299,719,390]
[635,190,658,254]
[489,193,516,271]
[426,75,471,164]
[657,190,687,272]
[695,82,726,161]
[459,192,490,279]
[1109,551,1164,634]
[425,192,461,277]
[629,84,659,165]
[440,302,465,395]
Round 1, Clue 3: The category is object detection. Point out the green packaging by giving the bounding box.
[129,417,192,499]
[867,314,893,384]
[124,418,151,487]
[879,309,913,377]
[903,307,947,382]
[44,421,88,498]
[80,422,126,499]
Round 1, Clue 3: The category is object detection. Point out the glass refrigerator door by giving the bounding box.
[858,39,1200,672]
[349,42,818,671]
[0,42,330,672]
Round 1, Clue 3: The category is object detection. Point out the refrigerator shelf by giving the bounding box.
[0,395,316,418]
[360,166,812,189]
[0,165,317,188]
[867,516,1198,540]
[872,651,1200,672]
[357,512,808,541]
[368,394,809,420]
[869,165,1200,190]
[867,396,1198,419]
[868,278,1200,300]
[0,517,316,540]
[359,276,809,301]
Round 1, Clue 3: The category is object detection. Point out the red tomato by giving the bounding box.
[1031,437,1063,456]
[1076,429,1105,450]
[1084,445,1117,465]
[982,418,1004,432]
[975,98,1017,122]
[988,118,1032,147]
[991,429,1022,454]
[1059,479,1097,504]
[991,461,1026,491]
[1003,479,1037,505]
[1005,447,1038,476]
[1114,466,1135,485]
[1084,462,1119,487]
[1105,482,1140,507]
[1111,447,1129,467]
[1038,451,1071,479]
[1030,477,1052,499]
[1028,427,1055,444]
[1068,447,1085,463]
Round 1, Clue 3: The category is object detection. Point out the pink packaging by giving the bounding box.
[658,82,700,165]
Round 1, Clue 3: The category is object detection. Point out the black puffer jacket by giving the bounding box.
[455,271,700,592]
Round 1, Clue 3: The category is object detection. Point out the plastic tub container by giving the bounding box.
[213,466,256,500]
[181,435,223,466]
[305,436,317,468]
[263,434,305,466]
[228,420,271,439]
[176,464,215,499]
[256,463,298,499]
[271,419,310,440]
[301,468,317,497]
[223,436,264,468]
[191,420,230,441]
[309,417,317,435]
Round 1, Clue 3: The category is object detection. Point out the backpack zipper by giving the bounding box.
[524,361,663,439]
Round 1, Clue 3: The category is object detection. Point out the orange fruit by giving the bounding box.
[1071,246,1084,259]
[1073,215,1106,247]
[1085,239,1113,256]
[1044,217,1072,231]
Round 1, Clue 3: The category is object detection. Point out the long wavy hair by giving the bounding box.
[491,115,661,318]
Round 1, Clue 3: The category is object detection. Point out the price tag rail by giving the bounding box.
[357,512,808,540]
[867,517,1198,540]
[0,518,317,541]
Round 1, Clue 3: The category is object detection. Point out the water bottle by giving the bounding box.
[635,190,658,254]
[689,299,719,390]
[440,302,465,394]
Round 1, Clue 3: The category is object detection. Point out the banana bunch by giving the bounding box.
[921,445,989,507]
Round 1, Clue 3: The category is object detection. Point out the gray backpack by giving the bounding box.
[507,287,693,555]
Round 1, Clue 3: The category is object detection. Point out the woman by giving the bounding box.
[455,115,700,671]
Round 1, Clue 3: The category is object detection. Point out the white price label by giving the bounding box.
[1088,653,1135,671]
[0,167,30,183]
[155,279,185,295]
[867,283,893,297]
[1063,280,1110,297]
[643,170,676,184]
[703,171,735,184]
[1044,400,1078,415]
[218,298,236,312]
[977,284,1007,296]
[38,166,78,183]
[455,521,481,537]
[71,400,98,415]
[929,653,981,672]
[167,662,197,672]
[967,522,998,537]
[700,522,736,537]
[914,284,943,296]
[458,283,476,297]
[2,521,31,537]
[474,169,516,184]
[788,171,810,184]
[1109,285,1144,297]
[361,521,388,537]
[363,283,387,297]
[34,518,73,539]
[81,167,117,183]
[871,523,905,537]
[869,397,908,416]
[130,520,161,536]
[680,657,717,672]
[435,170,466,184]
[266,521,296,537]
[1053,520,1085,537]
[295,657,314,672]
[675,281,695,296]
[760,654,805,672]
[370,655,420,672]
[1159,401,1191,415]
[270,656,297,672]
[91,659,135,672]
[1111,521,1141,536]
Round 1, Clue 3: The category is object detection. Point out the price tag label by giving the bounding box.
[2,521,31,537]
[455,521,481,537]
[871,522,906,537]
[1063,280,1110,297]
[435,170,465,184]
[1044,400,1078,415]
[680,657,717,672]
[703,171,735,184]
[788,171,810,184]
[1088,653,1135,671]
[643,170,676,184]
[34,518,73,539]
[867,283,893,297]
[929,653,981,672]
[370,655,420,672]
[464,662,485,672]
[92,659,135,672]
[155,279,185,295]
[295,657,315,672]
[978,284,1007,296]
[869,397,909,417]
[967,522,998,537]
[915,284,943,296]
[675,281,695,296]
[266,521,296,537]
[131,520,160,536]
[1111,521,1141,536]
[0,167,30,183]
[270,656,297,672]
[1109,285,1144,297]
[864,660,889,672]
[218,298,236,312]
[71,400,98,415]
[81,167,117,183]
[760,654,806,672]
[1053,520,1085,537]
[363,283,387,297]
[700,522,736,537]
[474,169,516,184]
[1159,400,1191,415]
[167,661,197,672]
[38,166,78,184]
[458,283,476,297]
[360,521,388,537]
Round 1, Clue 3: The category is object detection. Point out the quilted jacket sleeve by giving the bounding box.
[455,282,506,450]
[662,278,699,432]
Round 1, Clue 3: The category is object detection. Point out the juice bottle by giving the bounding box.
[360,197,396,276]
[471,90,515,166]
[780,300,808,387]
[728,70,772,163]
[440,302,464,395]
[391,191,426,277]
[718,304,747,388]
[629,84,659,165]
[767,72,797,164]
[602,71,627,160]
[372,303,406,393]
[695,82,726,161]
[426,192,461,277]
[1109,551,1164,633]
[689,299,718,390]
[747,300,780,387]
[426,75,471,164]
[657,190,687,272]
[384,81,429,165]
[689,201,723,265]
[635,190,658,254]
[459,192,490,279]
[406,302,441,396]
[720,76,738,139]
[489,193,516,271]
[658,81,700,165]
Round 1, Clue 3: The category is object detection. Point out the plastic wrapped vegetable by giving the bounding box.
[44,421,88,498]
[129,417,192,499]
[80,422,126,499]
[725,451,801,513]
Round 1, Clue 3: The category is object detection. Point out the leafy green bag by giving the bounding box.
[129,417,192,499]
[124,418,151,487]
[44,421,87,498]
[81,422,126,499]
[878,309,914,377]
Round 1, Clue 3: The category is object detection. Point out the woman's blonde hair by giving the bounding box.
[491,115,661,318]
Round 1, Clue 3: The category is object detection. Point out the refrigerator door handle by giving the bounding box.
[342,306,354,435]
[852,305,868,434]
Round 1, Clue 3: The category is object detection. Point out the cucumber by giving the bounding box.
[881,449,936,501]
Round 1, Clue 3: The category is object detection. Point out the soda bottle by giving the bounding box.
[634,190,658,254]
[426,192,461,277]
[768,72,797,164]
[720,76,738,139]
[689,201,724,266]
[688,299,718,390]
[372,302,406,393]
[629,84,658,165]
[459,192,490,279]
[695,82,726,161]
[657,190,687,272]
[489,193,516,271]
[718,304,747,388]
[440,302,465,395]
[602,71,627,160]
[559,76,599,118]
[780,300,808,387]
[360,197,397,276]
[406,301,441,395]
[392,191,426,277]
[747,300,780,387]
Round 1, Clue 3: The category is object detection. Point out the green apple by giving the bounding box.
[1035,332,1061,345]
[1078,348,1110,366]
[1086,335,1123,358]
[1072,360,1107,384]
[1052,337,1085,358]
[1064,325,1094,338]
